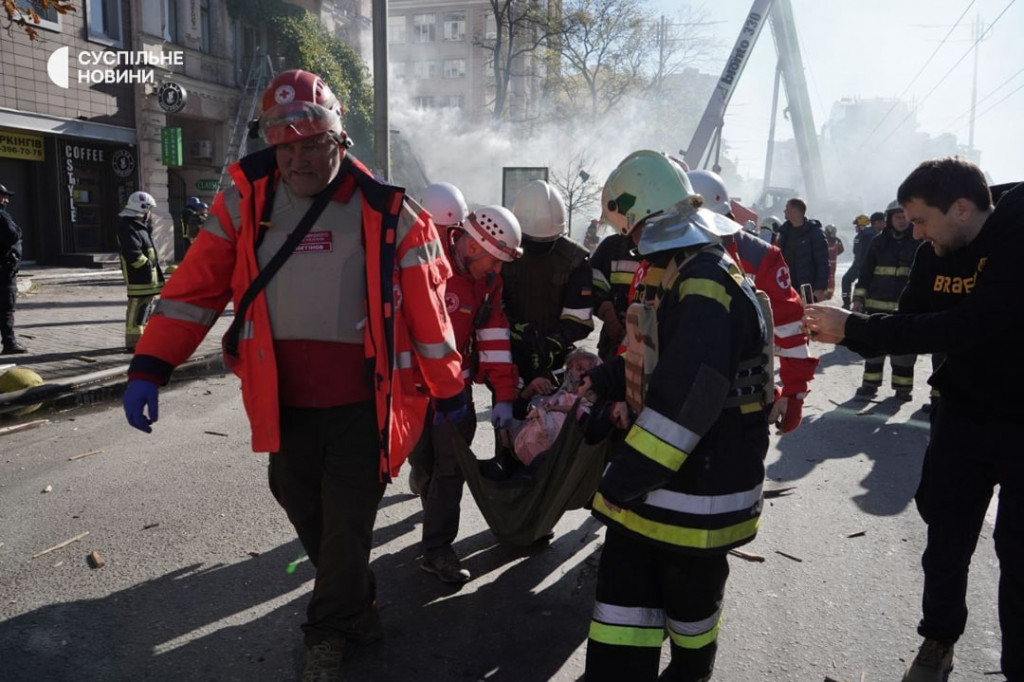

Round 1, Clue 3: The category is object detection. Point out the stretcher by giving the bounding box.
[442,409,613,547]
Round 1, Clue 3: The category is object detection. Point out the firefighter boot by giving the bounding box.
[842,293,851,310]
[902,638,953,682]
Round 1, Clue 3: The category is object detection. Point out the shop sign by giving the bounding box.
[194,178,220,191]
[161,127,183,167]
[0,129,45,161]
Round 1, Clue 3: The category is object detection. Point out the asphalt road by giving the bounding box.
[0,342,1005,681]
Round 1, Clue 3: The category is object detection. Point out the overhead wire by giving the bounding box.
[871,0,1017,150]
[859,0,976,149]
[939,66,1024,130]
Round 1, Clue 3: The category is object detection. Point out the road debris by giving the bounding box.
[846,530,866,538]
[764,486,796,498]
[86,551,105,569]
[68,449,104,461]
[142,522,160,530]
[729,548,765,562]
[31,530,90,559]
[203,431,229,437]
[0,419,49,436]
[775,550,804,563]
[41,484,52,494]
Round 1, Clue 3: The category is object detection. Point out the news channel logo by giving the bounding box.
[47,46,184,88]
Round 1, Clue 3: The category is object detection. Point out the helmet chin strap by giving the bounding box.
[449,228,489,275]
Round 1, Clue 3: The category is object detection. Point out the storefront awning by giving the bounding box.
[0,107,137,145]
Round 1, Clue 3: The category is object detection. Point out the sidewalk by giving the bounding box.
[1,265,230,417]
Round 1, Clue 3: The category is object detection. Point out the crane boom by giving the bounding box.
[683,0,775,171]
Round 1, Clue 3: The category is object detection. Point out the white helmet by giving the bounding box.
[687,169,731,216]
[512,180,567,242]
[421,182,468,227]
[119,191,157,218]
[760,215,781,230]
[464,205,523,262]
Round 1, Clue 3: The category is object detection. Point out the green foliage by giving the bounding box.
[271,12,374,153]
[4,0,76,41]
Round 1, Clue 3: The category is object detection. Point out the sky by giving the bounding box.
[649,0,1024,184]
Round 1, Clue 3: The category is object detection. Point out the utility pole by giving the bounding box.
[372,0,390,180]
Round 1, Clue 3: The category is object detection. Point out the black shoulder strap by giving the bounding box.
[222,162,348,357]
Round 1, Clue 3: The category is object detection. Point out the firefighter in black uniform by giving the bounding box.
[503,179,594,383]
[582,151,771,681]
[590,230,640,361]
[180,196,208,248]
[805,158,1024,682]
[851,200,922,402]
[116,191,164,352]
[0,183,27,355]
[841,213,872,309]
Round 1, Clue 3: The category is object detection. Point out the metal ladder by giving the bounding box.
[217,50,276,192]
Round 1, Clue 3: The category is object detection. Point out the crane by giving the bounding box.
[682,0,826,207]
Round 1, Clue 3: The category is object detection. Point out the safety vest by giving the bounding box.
[130,149,464,479]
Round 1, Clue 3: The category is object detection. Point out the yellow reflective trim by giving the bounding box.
[625,424,687,470]
[864,298,897,311]
[588,621,664,648]
[892,376,914,387]
[610,272,635,284]
[677,277,731,312]
[739,402,762,414]
[666,613,721,650]
[593,494,760,550]
[874,266,898,276]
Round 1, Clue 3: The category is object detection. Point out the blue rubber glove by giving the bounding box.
[433,392,469,426]
[490,401,514,429]
[124,379,159,433]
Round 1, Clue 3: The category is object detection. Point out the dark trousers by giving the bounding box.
[586,528,729,682]
[407,387,476,558]
[1,266,16,345]
[916,402,1023,678]
[125,295,156,350]
[840,266,858,299]
[862,352,916,391]
[268,403,386,647]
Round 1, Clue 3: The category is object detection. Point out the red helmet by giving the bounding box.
[259,70,344,146]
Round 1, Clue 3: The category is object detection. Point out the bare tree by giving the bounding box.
[550,0,717,121]
[549,148,603,239]
[475,0,562,123]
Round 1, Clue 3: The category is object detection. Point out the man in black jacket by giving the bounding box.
[0,183,27,355]
[804,158,1024,682]
[777,197,829,301]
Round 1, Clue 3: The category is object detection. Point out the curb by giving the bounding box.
[0,352,228,419]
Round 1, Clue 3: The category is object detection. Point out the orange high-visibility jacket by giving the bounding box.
[129,149,464,479]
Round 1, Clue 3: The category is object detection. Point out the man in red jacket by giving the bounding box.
[411,183,523,583]
[122,70,465,681]
[687,170,819,433]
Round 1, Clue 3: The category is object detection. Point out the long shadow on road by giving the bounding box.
[769,395,931,517]
[0,512,602,682]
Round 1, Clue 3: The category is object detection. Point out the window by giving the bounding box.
[199,0,210,53]
[388,15,406,43]
[443,59,466,79]
[412,61,437,79]
[13,3,60,32]
[443,12,465,41]
[485,15,497,40]
[88,0,123,45]
[414,96,436,109]
[165,0,180,43]
[439,95,464,109]
[413,14,435,43]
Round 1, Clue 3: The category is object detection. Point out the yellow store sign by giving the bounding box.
[0,129,45,161]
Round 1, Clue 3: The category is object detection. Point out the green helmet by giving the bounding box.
[602,150,699,235]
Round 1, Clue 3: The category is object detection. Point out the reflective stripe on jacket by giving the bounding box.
[852,227,921,313]
[594,244,770,555]
[128,148,463,478]
[116,216,163,297]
